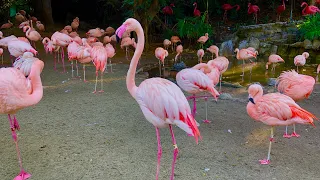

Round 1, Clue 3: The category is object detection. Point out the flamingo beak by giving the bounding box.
[249,97,255,104]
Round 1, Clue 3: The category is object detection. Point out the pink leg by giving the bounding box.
[283,125,291,138]
[169,125,179,180]
[291,124,300,138]
[8,115,31,180]
[202,96,211,124]
[83,65,88,82]
[259,127,273,165]
[155,127,162,180]
[61,47,66,73]
[13,115,20,131]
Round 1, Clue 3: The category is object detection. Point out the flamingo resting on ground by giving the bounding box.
[301,2,320,16]
[155,47,168,77]
[222,4,240,22]
[294,52,309,73]
[266,54,284,74]
[116,18,201,180]
[277,70,315,138]
[248,3,260,24]
[0,59,44,180]
[1,20,13,29]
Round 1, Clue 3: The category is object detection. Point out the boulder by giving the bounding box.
[248,37,260,50]
[303,39,312,49]
[312,39,320,50]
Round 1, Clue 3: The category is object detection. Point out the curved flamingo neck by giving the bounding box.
[194,3,197,11]
[23,61,43,107]
[127,24,144,98]
[235,49,240,59]
[282,0,285,7]
[26,26,31,37]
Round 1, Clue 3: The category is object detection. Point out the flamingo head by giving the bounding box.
[303,52,309,59]
[170,3,175,7]
[248,3,252,8]
[248,84,263,104]
[193,2,197,6]
[234,48,239,53]
[236,5,240,11]
[116,18,139,42]
[301,2,308,7]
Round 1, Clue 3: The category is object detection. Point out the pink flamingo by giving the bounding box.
[42,37,61,71]
[294,52,309,73]
[15,13,26,23]
[0,48,3,64]
[197,33,209,49]
[86,28,105,38]
[193,2,201,17]
[163,39,171,50]
[176,66,219,123]
[51,31,73,73]
[19,21,30,29]
[105,27,115,36]
[170,36,181,52]
[116,18,201,180]
[247,84,317,165]
[121,37,135,60]
[105,43,115,73]
[207,45,229,92]
[23,25,42,48]
[67,41,81,78]
[69,32,79,38]
[36,21,45,32]
[0,59,44,180]
[162,3,175,26]
[277,70,315,138]
[8,39,37,65]
[197,49,204,63]
[266,54,284,74]
[277,0,288,21]
[222,4,240,22]
[206,45,217,59]
[91,45,107,93]
[248,3,260,24]
[103,36,111,44]
[64,25,72,33]
[155,47,168,77]
[71,17,79,31]
[0,20,13,29]
[13,52,38,78]
[175,44,183,63]
[234,48,257,77]
[301,2,320,16]
[71,39,92,82]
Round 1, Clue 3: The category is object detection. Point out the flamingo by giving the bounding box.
[266,54,284,74]
[222,4,240,22]
[86,28,105,38]
[0,48,3,64]
[0,59,44,180]
[248,3,260,24]
[207,45,229,92]
[121,37,135,60]
[51,31,73,73]
[176,64,219,123]
[105,43,115,73]
[317,64,320,81]
[8,39,37,65]
[103,36,111,44]
[13,52,38,77]
[175,44,183,63]
[301,2,320,16]
[42,37,61,71]
[162,3,175,26]
[277,0,288,21]
[105,27,115,36]
[247,84,317,165]
[155,47,168,77]
[277,70,315,138]
[163,39,171,50]
[36,21,45,31]
[91,46,108,93]
[193,2,201,17]
[23,25,42,48]
[19,21,30,29]
[69,32,79,38]
[116,18,201,180]
[170,36,181,52]
[64,25,72,33]
[197,49,204,63]
[234,48,257,77]
[19,10,26,16]
[15,13,26,23]
[197,33,209,49]
[71,17,79,31]
[67,41,81,78]
[294,52,309,73]
[0,20,13,29]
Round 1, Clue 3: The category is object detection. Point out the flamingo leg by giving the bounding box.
[162,63,165,78]
[83,65,88,82]
[159,61,162,77]
[57,49,60,63]
[283,125,291,138]
[8,114,31,180]
[61,47,66,73]
[155,127,162,180]
[219,74,222,93]
[259,127,274,165]
[125,47,128,60]
[202,93,211,124]
[110,59,113,73]
[99,71,104,93]
[53,52,57,71]
[296,66,299,73]
[291,124,300,137]
[76,61,79,77]
[93,72,98,93]
[191,94,197,118]
[1,55,3,64]
[71,61,74,78]
[169,125,179,180]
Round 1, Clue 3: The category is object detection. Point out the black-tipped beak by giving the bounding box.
[116,34,120,43]
[249,97,255,104]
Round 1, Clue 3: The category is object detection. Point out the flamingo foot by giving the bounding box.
[187,133,194,137]
[92,91,97,94]
[291,132,300,138]
[14,170,31,180]
[83,80,88,83]
[98,90,104,93]
[259,159,270,165]
[202,120,211,124]
[283,133,291,138]
[13,117,20,131]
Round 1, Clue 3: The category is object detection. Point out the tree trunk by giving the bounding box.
[32,0,54,26]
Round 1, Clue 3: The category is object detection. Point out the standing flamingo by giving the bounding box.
[197,33,209,49]
[222,4,240,22]
[91,46,107,93]
[277,70,315,138]
[193,2,201,17]
[23,25,42,48]
[71,17,80,31]
[170,36,181,52]
[277,0,288,21]
[266,54,284,74]
[247,84,316,165]
[43,37,61,71]
[197,49,204,63]
[51,31,73,73]
[116,18,201,180]
[163,39,171,50]
[248,3,260,24]
[234,48,257,77]
[121,37,135,60]
[73,46,92,82]
[105,43,115,73]
[294,52,309,73]
[0,59,44,180]
[175,44,183,63]
[155,47,168,77]
[67,41,81,78]
[301,2,320,16]
[162,3,175,26]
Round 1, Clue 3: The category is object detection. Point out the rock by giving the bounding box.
[267,78,277,86]
[221,82,243,88]
[270,45,278,54]
[248,37,260,50]
[220,40,233,57]
[312,39,320,50]
[303,39,312,49]
[259,42,272,55]
[290,42,303,48]
[219,93,233,100]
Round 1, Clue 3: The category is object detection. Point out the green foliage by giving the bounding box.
[176,11,213,40]
[297,14,320,41]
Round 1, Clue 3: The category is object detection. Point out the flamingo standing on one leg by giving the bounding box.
[0,59,44,180]
[294,52,309,73]
[197,49,204,63]
[247,84,317,165]
[116,18,201,180]
[155,47,168,77]
[277,70,315,138]
[301,2,320,16]
[170,36,181,53]
[91,45,107,93]
[222,4,240,22]
[266,54,285,74]
[248,3,260,24]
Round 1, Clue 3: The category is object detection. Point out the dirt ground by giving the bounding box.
[0,46,320,180]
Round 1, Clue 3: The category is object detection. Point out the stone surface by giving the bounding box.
[312,39,320,50]
[303,39,313,49]
[267,78,277,86]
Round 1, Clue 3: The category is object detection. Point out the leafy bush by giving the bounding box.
[297,14,320,41]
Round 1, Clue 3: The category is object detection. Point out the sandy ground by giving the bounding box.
[1,47,320,180]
